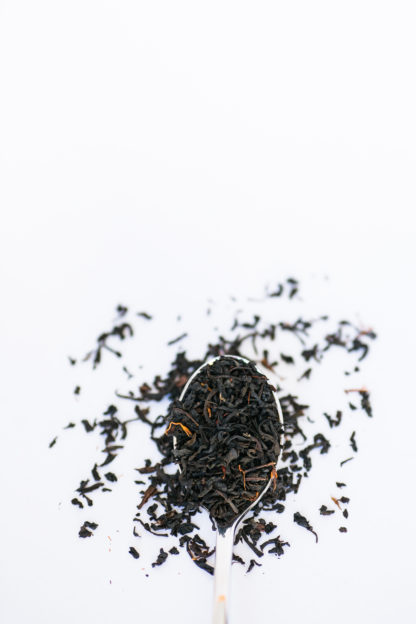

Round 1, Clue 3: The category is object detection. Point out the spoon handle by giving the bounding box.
[212,526,235,624]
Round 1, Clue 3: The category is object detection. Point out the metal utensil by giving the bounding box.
[175,355,284,624]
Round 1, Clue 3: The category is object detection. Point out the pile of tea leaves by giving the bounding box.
[166,356,283,528]
[53,278,376,574]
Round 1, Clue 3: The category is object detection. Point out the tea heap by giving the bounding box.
[54,278,376,574]
[167,357,283,528]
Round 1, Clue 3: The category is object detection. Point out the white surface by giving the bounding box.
[1,2,416,623]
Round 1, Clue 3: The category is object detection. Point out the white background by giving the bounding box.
[1,2,416,623]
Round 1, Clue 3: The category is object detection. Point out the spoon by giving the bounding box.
[174,355,284,624]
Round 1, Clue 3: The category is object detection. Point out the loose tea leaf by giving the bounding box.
[152,548,168,567]
[105,472,118,482]
[247,559,262,573]
[137,311,152,320]
[298,368,312,381]
[260,536,289,556]
[324,411,342,428]
[293,512,318,543]
[167,333,188,346]
[320,505,335,516]
[129,546,140,559]
[79,521,98,538]
[280,353,295,364]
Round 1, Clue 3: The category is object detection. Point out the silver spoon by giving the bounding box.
[174,355,284,624]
